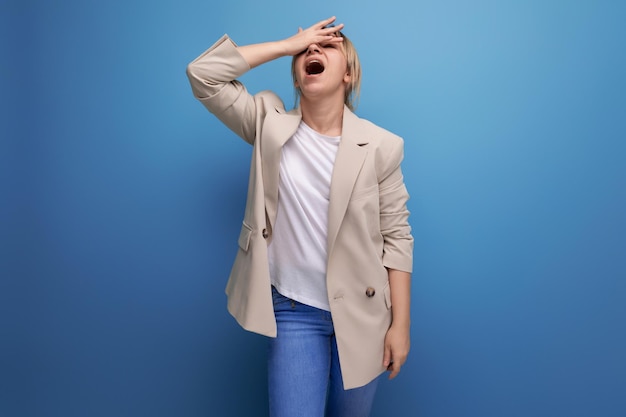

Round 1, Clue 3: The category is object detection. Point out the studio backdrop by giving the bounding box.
[3,0,625,416]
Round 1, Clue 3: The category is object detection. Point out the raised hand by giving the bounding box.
[236,17,344,69]
[280,16,344,56]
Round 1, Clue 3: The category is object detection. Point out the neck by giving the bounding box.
[300,97,345,137]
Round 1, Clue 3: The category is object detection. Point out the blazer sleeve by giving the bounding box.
[378,136,414,273]
[186,34,278,144]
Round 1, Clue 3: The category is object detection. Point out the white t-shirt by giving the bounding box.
[267,121,340,311]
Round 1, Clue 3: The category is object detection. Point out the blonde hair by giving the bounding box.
[291,30,362,111]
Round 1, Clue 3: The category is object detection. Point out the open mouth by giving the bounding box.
[305,60,325,75]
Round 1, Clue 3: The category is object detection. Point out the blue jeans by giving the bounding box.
[268,287,379,417]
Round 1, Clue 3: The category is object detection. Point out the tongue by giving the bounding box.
[306,61,324,75]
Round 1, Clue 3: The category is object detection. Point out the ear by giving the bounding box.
[343,72,351,83]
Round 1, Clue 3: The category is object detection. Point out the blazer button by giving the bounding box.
[262,229,269,239]
[365,287,376,298]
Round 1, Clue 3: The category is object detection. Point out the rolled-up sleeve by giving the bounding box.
[186,35,258,144]
[378,138,414,273]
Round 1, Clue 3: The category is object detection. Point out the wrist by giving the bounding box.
[276,39,296,57]
[390,317,411,331]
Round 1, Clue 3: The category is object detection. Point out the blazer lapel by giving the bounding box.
[260,105,369,254]
[327,107,369,254]
[261,106,302,231]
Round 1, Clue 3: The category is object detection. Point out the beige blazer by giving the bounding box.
[187,35,413,389]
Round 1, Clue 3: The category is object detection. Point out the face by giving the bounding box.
[293,36,351,103]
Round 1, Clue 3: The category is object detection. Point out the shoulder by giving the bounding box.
[345,113,406,182]
[351,114,405,165]
[344,108,403,149]
[255,90,288,114]
[358,117,403,146]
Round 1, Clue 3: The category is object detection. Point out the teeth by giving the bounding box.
[306,60,324,75]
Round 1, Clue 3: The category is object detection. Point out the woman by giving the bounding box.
[187,16,413,417]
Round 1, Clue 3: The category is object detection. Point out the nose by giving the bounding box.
[306,43,321,54]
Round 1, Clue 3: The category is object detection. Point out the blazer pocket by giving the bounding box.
[350,183,378,202]
[383,281,392,310]
[238,222,253,252]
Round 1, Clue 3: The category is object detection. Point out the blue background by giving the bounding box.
[3,0,625,416]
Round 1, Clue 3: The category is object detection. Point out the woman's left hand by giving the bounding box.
[383,324,410,379]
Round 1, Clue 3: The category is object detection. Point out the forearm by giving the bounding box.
[388,268,411,329]
[237,41,290,69]
[237,16,343,69]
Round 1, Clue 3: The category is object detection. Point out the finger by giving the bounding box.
[306,16,335,31]
[319,16,337,27]
[319,25,344,39]
[388,361,401,380]
[322,35,344,43]
[321,30,344,44]
[324,22,344,33]
[383,344,392,368]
